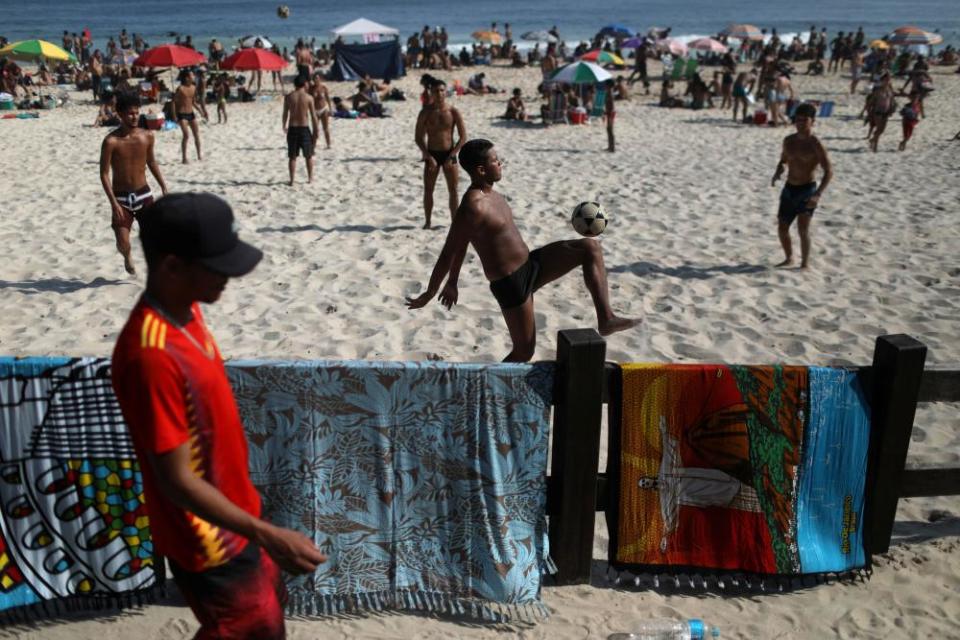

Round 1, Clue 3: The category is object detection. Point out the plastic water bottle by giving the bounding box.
[608,618,720,640]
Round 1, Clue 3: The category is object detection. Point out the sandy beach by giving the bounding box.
[0,61,958,638]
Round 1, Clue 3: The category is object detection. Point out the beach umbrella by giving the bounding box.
[621,36,648,49]
[886,26,943,46]
[579,49,625,65]
[656,38,689,57]
[521,30,557,43]
[599,24,634,38]
[720,24,764,41]
[471,30,502,44]
[240,35,274,49]
[133,44,205,68]
[219,47,287,71]
[550,60,612,84]
[0,39,77,63]
[688,37,729,53]
[869,39,890,50]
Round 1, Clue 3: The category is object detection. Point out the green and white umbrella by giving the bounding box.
[549,60,612,84]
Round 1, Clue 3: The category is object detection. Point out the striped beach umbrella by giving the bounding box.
[550,60,612,84]
[579,49,625,65]
[521,30,557,43]
[720,24,764,41]
[688,37,729,53]
[471,31,502,44]
[0,39,77,63]
[886,26,943,46]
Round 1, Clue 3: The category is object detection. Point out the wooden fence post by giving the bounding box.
[548,329,606,584]
[864,334,927,555]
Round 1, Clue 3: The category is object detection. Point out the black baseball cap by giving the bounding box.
[140,193,262,277]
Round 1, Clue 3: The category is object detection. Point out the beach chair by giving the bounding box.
[589,87,607,118]
[542,89,567,124]
[670,58,685,81]
[818,100,835,117]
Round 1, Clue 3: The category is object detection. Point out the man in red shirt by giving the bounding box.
[112,193,325,638]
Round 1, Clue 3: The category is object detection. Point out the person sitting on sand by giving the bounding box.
[770,103,832,270]
[406,139,640,361]
[685,74,710,110]
[659,79,684,108]
[99,93,169,274]
[614,75,630,101]
[467,72,496,95]
[172,69,202,163]
[504,88,527,120]
[94,91,121,126]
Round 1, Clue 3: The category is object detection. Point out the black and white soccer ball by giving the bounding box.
[571,201,609,237]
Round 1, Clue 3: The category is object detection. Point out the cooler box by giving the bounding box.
[753,110,768,125]
[568,109,588,124]
[144,113,165,130]
[0,100,14,111]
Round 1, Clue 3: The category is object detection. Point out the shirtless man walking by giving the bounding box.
[770,103,833,270]
[282,75,318,186]
[99,93,169,275]
[310,72,332,149]
[414,79,466,229]
[406,139,639,361]
[173,70,202,163]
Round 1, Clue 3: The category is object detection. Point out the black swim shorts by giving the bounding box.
[778,182,818,225]
[176,112,195,122]
[287,125,314,159]
[489,249,543,310]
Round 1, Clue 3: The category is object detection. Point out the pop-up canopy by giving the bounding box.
[331,18,399,38]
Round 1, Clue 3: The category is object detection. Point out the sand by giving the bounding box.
[0,61,958,639]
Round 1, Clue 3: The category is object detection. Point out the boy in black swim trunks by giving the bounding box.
[406,139,639,361]
[414,79,467,229]
[771,102,833,270]
[282,75,319,186]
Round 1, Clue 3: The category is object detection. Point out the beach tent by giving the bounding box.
[329,40,404,81]
[332,18,399,43]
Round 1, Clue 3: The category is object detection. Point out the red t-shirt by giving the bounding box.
[112,298,260,572]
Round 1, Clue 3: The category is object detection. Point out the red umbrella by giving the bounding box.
[219,48,287,71]
[133,44,206,68]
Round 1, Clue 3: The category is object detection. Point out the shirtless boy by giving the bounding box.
[414,79,466,229]
[282,75,318,186]
[310,72,332,149]
[99,93,169,275]
[771,103,833,270]
[173,70,202,163]
[406,139,639,362]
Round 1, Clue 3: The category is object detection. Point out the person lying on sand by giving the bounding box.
[406,139,639,361]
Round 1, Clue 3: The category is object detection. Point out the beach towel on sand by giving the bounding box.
[227,359,554,620]
[609,364,870,581]
[0,358,162,620]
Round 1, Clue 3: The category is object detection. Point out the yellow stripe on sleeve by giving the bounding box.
[148,317,161,348]
[140,313,154,348]
[157,322,168,350]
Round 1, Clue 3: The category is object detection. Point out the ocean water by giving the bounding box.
[2,0,958,52]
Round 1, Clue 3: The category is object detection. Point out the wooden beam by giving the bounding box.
[917,369,960,403]
[864,334,927,555]
[548,329,606,585]
[899,467,960,497]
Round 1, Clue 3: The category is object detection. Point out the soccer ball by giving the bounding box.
[571,201,609,237]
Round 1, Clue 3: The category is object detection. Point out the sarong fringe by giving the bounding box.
[284,588,549,622]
